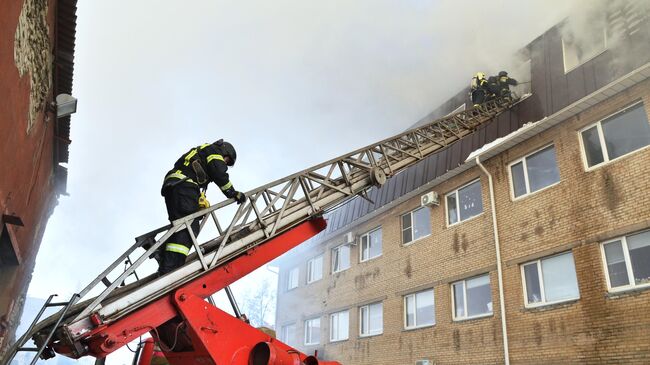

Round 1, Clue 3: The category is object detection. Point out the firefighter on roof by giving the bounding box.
[488,71,518,100]
[470,72,490,107]
[158,139,246,275]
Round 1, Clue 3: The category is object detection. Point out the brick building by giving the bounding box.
[274,5,650,365]
[0,0,77,359]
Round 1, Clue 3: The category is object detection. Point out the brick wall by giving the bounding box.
[0,0,60,357]
[276,80,650,364]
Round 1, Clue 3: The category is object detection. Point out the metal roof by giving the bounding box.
[304,61,650,248]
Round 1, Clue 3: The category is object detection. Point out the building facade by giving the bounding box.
[274,5,650,365]
[0,0,77,359]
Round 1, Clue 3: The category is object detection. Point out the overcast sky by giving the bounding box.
[23,1,585,363]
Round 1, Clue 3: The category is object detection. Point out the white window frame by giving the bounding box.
[280,323,295,345]
[403,289,435,330]
[287,266,299,291]
[562,28,608,73]
[329,310,349,342]
[331,244,351,273]
[578,100,649,171]
[445,179,483,227]
[415,361,432,365]
[520,251,580,308]
[359,302,383,337]
[360,227,382,262]
[600,231,650,292]
[304,317,320,346]
[451,274,493,321]
[306,255,323,284]
[401,207,431,246]
[508,144,561,200]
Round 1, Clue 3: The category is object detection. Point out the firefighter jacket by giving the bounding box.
[162,143,235,196]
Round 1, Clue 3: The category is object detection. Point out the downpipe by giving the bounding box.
[475,156,510,365]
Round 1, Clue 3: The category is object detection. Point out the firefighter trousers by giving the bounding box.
[159,183,201,275]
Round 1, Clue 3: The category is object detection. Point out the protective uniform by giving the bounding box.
[158,139,245,275]
[488,71,518,100]
[470,72,490,106]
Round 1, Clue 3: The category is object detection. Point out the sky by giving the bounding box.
[22,1,589,363]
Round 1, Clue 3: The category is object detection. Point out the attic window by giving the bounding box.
[562,28,608,73]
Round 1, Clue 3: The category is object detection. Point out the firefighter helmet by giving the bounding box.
[498,71,508,77]
[220,141,237,166]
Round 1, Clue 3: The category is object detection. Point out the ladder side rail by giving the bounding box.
[29,294,80,365]
[3,295,57,365]
[72,223,181,322]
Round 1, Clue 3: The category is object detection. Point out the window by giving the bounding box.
[521,252,580,307]
[580,102,650,169]
[446,179,483,225]
[280,323,295,345]
[452,274,492,320]
[307,255,323,284]
[404,289,435,329]
[510,145,561,199]
[359,302,383,337]
[304,317,321,345]
[329,310,349,342]
[562,27,607,73]
[331,244,351,273]
[287,267,299,291]
[416,361,431,365]
[602,230,650,291]
[401,207,431,244]
[360,227,382,262]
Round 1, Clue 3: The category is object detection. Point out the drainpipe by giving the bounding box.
[475,156,510,365]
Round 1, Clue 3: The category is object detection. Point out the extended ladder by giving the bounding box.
[4,97,517,364]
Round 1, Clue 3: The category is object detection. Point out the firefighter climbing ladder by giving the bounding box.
[4,97,517,365]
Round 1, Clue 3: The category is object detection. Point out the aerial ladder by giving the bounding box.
[4,97,518,365]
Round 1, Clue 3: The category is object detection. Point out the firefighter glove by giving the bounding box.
[198,192,210,209]
[234,191,246,205]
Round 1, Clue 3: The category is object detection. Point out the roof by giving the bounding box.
[53,0,78,193]
[298,61,650,251]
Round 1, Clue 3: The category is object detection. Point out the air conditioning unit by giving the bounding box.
[420,191,439,207]
[344,232,356,245]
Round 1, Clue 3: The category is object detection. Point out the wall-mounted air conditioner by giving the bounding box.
[344,231,356,245]
[420,191,440,207]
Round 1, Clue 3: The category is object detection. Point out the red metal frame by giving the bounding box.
[56,218,339,364]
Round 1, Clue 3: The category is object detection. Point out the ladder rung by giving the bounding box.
[18,347,39,351]
[46,301,71,307]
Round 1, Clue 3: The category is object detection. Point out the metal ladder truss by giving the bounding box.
[7,97,515,363]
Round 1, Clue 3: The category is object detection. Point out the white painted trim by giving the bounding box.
[508,143,561,200]
[359,226,382,263]
[445,178,483,227]
[520,251,581,308]
[451,273,494,321]
[601,231,650,292]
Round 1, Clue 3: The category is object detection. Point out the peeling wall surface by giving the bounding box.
[14,0,52,133]
[275,8,650,365]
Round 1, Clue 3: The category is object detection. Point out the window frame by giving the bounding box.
[562,27,608,74]
[331,244,351,273]
[600,231,650,293]
[304,317,321,346]
[287,266,299,291]
[578,100,650,171]
[520,251,580,308]
[401,207,431,246]
[508,143,561,200]
[329,309,350,342]
[403,289,435,330]
[451,274,493,321]
[359,227,382,263]
[359,301,383,337]
[306,254,323,284]
[280,323,295,345]
[445,179,484,227]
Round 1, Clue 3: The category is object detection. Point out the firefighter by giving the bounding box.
[158,139,246,275]
[488,71,518,100]
[470,72,490,107]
